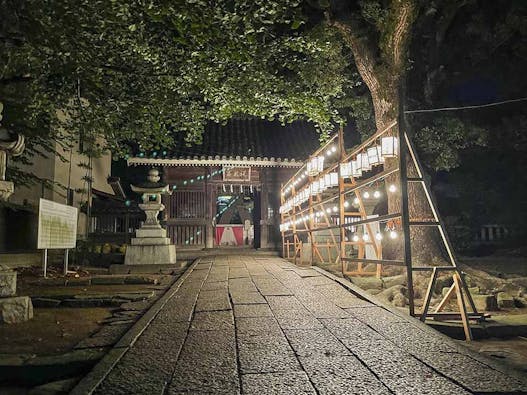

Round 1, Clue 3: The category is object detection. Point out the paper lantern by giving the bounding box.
[307,156,325,176]
[324,173,331,187]
[340,162,352,178]
[351,160,362,178]
[376,145,385,163]
[358,152,371,172]
[367,146,380,166]
[310,181,320,195]
[381,136,398,158]
[330,172,339,187]
[319,177,326,191]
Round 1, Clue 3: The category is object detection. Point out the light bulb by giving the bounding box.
[326,208,332,214]
[363,234,370,241]
[352,234,359,242]
[332,206,338,212]
[326,149,332,156]
[343,201,349,208]
[331,146,337,152]
[353,197,360,205]
[389,230,398,239]
[375,232,383,240]
[389,184,397,193]
[373,190,381,198]
[363,191,370,199]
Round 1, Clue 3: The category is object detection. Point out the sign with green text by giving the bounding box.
[37,198,78,249]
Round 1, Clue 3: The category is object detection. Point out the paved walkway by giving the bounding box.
[85,256,526,394]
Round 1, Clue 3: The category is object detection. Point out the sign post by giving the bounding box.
[37,199,78,277]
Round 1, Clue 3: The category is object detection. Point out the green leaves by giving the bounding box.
[2,0,354,163]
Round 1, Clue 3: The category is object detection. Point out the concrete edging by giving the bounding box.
[70,258,201,395]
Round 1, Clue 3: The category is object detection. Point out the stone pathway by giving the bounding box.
[87,256,527,394]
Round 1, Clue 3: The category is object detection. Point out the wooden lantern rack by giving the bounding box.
[279,121,486,340]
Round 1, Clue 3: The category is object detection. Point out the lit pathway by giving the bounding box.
[83,256,526,394]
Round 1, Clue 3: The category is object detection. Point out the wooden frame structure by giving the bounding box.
[279,121,485,340]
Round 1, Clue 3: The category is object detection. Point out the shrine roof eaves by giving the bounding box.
[127,156,303,168]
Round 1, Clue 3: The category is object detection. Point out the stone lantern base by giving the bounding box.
[124,225,176,265]
[0,268,33,324]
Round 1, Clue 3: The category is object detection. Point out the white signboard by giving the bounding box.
[37,198,78,249]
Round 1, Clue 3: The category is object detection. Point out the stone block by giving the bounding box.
[497,292,515,309]
[0,269,17,297]
[0,296,33,323]
[135,228,167,238]
[32,297,61,308]
[125,244,176,265]
[130,237,170,246]
[472,294,498,311]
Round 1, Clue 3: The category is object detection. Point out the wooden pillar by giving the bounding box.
[205,167,215,249]
[260,169,269,249]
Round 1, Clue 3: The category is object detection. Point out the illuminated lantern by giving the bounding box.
[319,177,326,191]
[376,145,385,163]
[358,152,371,172]
[381,136,398,158]
[330,172,339,187]
[367,146,380,166]
[351,160,362,178]
[340,162,352,178]
[324,173,331,187]
[307,156,325,176]
[310,181,320,195]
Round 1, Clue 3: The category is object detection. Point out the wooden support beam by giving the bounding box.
[420,267,438,322]
[434,283,456,313]
[453,273,473,341]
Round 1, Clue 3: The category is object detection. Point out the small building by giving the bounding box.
[125,119,324,250]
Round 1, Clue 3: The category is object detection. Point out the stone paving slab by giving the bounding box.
[168,329,239,394]
[86,255,527,394]
[241,372,316,394]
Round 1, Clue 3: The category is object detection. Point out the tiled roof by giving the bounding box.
[150,118,321,161]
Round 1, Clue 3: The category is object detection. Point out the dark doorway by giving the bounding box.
[253,190,261,249]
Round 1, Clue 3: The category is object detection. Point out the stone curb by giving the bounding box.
[69,258,201,395]
[312,265,527,388]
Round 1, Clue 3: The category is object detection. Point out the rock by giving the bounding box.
[124,276,159,285]
[392,292,408,307]
[498,292,515,309]
[513,297,526,308]
[349,277,383,290]
[367,288,383,295]
[62,298,102,308]
[472,294,499,311]
[376,285,407,306]
[65,277,91,286]
[0,296,33,323]
[0,269,17,297]
[382,274,406,289]
[468,286,480,295]
[91,276,126,285]
[28,377,79,395]
[32,298,61,308]
[434,275,454,293]
[115,291,155,301]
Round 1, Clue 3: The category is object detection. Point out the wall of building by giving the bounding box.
[3,137,113,251]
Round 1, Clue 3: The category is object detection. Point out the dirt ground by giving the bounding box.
[0,307,112,355]
[0,266,175,356]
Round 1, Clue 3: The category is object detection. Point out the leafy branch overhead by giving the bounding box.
[1,0,356,159]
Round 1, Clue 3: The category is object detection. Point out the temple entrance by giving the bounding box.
[214,187,260,248]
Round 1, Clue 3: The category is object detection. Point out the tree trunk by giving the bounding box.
[331,5,446,265]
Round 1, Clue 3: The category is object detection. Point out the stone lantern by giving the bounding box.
[0,104,33,323]
[124,168,177,265]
